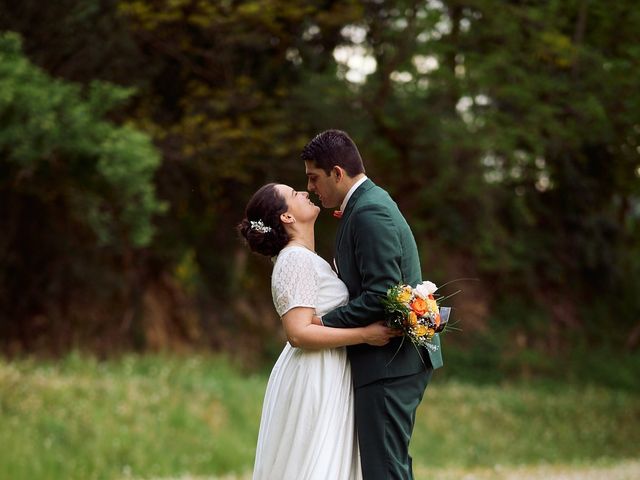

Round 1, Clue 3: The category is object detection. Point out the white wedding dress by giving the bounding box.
[252,246,362,480]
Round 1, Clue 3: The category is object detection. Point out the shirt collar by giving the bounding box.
[340,175,368,212]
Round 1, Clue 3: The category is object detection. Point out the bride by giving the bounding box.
[238,183,397,480]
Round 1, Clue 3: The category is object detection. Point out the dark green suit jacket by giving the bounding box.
[322,179,443,387]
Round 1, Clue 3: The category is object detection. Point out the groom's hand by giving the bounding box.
[311,315,324,326]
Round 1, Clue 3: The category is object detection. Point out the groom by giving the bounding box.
[302,130,443,479]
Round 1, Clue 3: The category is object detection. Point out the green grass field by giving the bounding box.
[1,353,638,480]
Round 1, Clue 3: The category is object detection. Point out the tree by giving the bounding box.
[1,0,638,363]
[0,32,164,352]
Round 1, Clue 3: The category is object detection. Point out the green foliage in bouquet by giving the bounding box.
[381,284,413,329]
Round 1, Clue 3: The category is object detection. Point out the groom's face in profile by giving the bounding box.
[305,160,342,209]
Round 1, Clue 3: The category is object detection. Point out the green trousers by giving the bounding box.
[354,369,433,479]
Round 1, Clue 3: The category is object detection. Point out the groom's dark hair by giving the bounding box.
[301,129,365,177]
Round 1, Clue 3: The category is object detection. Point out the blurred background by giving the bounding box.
[1,1,639,479]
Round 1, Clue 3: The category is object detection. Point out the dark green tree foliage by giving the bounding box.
[0,1,639,360]
[451,1,640,340]
[0,0,149,85]
[0,32,164,352]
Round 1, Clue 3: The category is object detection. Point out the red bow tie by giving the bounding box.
[333,210,343,219]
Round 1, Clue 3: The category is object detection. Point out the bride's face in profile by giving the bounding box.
[275,184,320,224]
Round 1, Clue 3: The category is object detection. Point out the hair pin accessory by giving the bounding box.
[250,220,272,233]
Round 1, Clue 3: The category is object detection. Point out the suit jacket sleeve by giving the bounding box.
[322,203,403,328]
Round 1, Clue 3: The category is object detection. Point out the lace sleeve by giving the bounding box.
[271,248,318,317]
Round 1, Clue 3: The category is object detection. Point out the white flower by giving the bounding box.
[414,281,438,299]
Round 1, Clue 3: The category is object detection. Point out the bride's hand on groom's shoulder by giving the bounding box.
[363,321,402,346]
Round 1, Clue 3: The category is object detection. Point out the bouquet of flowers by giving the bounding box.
[382,280,451,349]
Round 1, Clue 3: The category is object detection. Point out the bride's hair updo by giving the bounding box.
[238,183,290,257]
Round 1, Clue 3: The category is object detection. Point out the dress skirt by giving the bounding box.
[252,343,362,480]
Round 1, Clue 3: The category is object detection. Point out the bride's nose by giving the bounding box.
[302,191,310,198]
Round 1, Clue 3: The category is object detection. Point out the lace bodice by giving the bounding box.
[271,246,349,318]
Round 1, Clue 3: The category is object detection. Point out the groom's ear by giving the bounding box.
[331,166,345,182]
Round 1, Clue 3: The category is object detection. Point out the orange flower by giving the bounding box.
[407,311,418,326]
[410,297,427,316]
